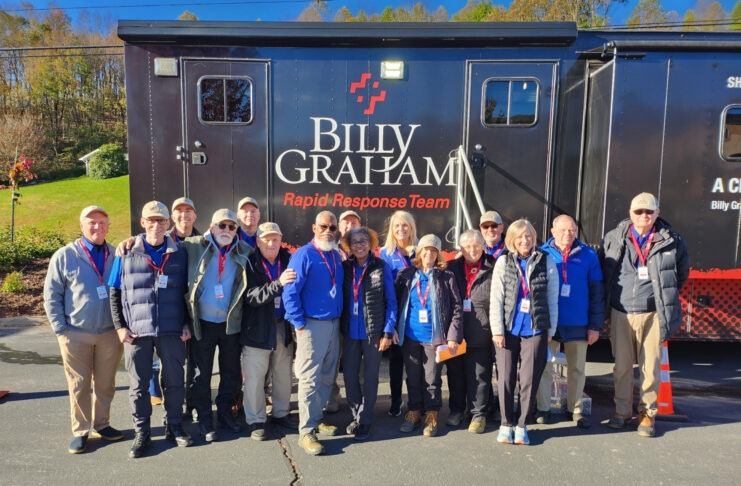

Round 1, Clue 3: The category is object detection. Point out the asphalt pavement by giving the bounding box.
[2,318,740,486]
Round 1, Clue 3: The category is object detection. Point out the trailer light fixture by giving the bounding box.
[381,61,404,80]
[154,58,178,77]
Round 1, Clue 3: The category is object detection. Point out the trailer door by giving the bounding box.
[465,61,557,238]
[182,59,269,221]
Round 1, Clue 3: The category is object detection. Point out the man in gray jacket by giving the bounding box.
[601,193,689,437]
[44,206,124,454]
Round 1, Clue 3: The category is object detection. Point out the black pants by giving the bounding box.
[402,338,442,412]
[190,320,242,420]
[494,332,548,428]
[388,343,404,405]
[343,336,383,425]
[445,354,467,415]
[464,346,493,418]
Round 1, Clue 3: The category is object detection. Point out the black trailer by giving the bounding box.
[118,21,741,341]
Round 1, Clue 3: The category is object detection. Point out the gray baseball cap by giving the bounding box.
[257,222,282,238]
[211,208,238,225]
[141,201,169,219]
[171,196,195,212]
[237,196,259,210]
[416,234,442,253]
[480,210,503,226]
[79,205,108,221]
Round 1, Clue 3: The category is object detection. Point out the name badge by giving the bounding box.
[214,283,224,299]
[419,309,429,323]
[329,286,337,298]
[157,274,168,288]
[519,299,531,313]
[638,266,649,280]
[463,299,472,312]
[560,284,571,298]
[353,302,359,315]
[96,285,108,300]
[274,296,281,309]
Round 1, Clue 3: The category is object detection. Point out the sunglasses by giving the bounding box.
[318,224,338,232]
[480,223,500,230]
[218,223,237,231]
[633,210,654,215]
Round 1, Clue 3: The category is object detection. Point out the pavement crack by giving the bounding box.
[278,437,302,485]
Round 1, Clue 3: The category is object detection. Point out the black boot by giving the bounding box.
[199,418,218,442]
[128,430,151,459]
[165,423,194,447]
[218,410,241,433]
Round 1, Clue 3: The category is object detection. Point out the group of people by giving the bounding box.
[44,191,689,457]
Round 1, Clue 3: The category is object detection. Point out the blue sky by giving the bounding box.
[4,1,739,25]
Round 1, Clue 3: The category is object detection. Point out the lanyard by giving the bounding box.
[311,240,337,288]
[560,248,570,284]
[395,247,410,268]
[491,240,504,260]
[352,261,369,303]
[146,253,170,275]
[261,256,281,282]
[416,271,431,308]
[79,239,108,284]
[515,259,529,299]
[217,244,231,283]
[463,259,482,298]
[629,225,655,267]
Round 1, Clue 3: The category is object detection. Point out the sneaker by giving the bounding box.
[468,416,486,434]
[199,422,219,442]
[316,422,338,436]
[400,410,422,433]
[535,410,550,425]
[497,425,514,444]
[128,430,151,458]
[299,432,324,456]
[637,411,655,437]
[573,412,591,429]
[165,423,193,447]
[606,414,631,429]
[271,414,299,430]
[250,422,268,441]
[514,426,530,445]
[346,420,360,435]
[217,411,241,433]
[388,401,402,417]
[354,424,371,442]
[68,435,88,454]
[423,411,439,437]
[446,412,463,427]
[90,426,124,441]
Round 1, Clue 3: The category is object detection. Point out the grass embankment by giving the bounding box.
[0,175,131,244]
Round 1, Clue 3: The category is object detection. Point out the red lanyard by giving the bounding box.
[629,225,655,267]
[261,257,281,282]
[560,249,569,284]
[416,271,431,308]
[395,247,410,268]
[311,240,337,288]
[352,262,369,302]
[515,259,529,299]
[217,244,231,283]
[463,259,482,298]
[79,239,108,284]
[492,240,504,260]
[146,253,170,275]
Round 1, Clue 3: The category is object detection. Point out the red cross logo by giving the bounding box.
[349,73,387,115]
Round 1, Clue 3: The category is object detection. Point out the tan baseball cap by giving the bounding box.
[211,208,238,225]
[480,210,503,226]
[257,222,282,238]
[141,201,169,219]
[171,196,195,213]
[339,210,360,222]
[237,196,259,210]
[417,234,442,252]
[630,193,658,212]
[79,205,108,221]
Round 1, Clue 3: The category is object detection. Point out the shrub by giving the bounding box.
[0,225,68,272]
[88,143,128,180]
[1,271,27,293]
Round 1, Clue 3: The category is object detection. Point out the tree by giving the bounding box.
[177,11,198,21]
[430,6,449,22]
[700,1,728,30]
[0,115,44,185]
[333,6,355,22]
[297,0,329,21]
[627,0,668,27]
[452,0,495,21]
[731,1,741,30]
[683,9,699,30]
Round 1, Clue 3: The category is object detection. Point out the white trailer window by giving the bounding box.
[721,106,741,161]
[482,78,538,127]
[198,76,252,124]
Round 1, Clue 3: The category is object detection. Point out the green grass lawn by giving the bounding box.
[0,175,131,244]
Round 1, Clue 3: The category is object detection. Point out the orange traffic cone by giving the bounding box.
[656,341,687,422]
[0,390,9,400]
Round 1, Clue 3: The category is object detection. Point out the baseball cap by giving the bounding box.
[630,193,658,212]
[171,196,195,213]
[79,205,108,221]
[211,208,238,225]
[416,234,442,253]
[257,222,282,238]
[237,196,259,210]
[141,201,169,219]
[480,210,503,226]
[339,210,360,222]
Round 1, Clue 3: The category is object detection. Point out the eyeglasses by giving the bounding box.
[146,219,168,226]
[480,223,500,230]
[633,210,654,215]
[318,224,338,232]
[218,223,237,231]
[350,239,369,247]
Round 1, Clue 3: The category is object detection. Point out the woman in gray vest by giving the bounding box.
[489,219,558,445]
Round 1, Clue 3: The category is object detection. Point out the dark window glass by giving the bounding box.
[722,107,741,160]
[484,81,509,125]
[226,79,251,122]
[200,78,224,122]
[482,78,538,127]
[510,80,537,125]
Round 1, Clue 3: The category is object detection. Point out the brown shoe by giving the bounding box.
[400,410,422,433]
[637,411,655,437]
[423,411,439,437]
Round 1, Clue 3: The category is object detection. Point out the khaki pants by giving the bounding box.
[610,309,661,418]
[537,339,588,414]
[57,329,123,436]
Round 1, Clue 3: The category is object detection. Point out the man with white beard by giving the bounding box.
[283,211,344,456]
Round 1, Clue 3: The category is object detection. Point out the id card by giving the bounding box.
[274,296,281,309]
[560,284,571,298]
[419,309,429,323]
[353,302,359,315]
[519,299,531,313]
[157,274,168,288]
[463,299,472,312]
[214,283,224,299]
[96,285,108,300]
[638,266,649,280]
